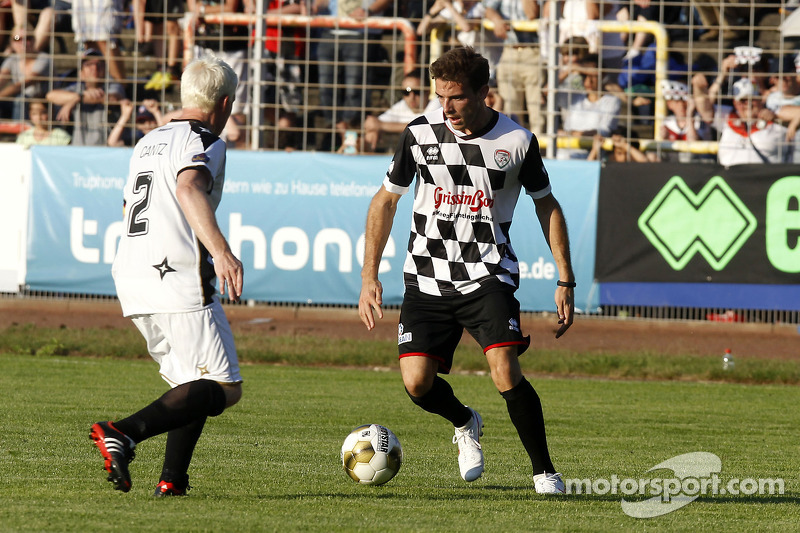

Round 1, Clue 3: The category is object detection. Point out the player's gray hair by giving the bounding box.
[180,55,238,113]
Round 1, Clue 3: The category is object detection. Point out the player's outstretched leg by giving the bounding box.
[404,374,483,481]
[452,406,484,482]
[89,421,137,492]
[93,380,228,494]
[501,377,565,494]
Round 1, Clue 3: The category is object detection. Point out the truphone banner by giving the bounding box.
[26,146,599,311]
[596,163,800,310]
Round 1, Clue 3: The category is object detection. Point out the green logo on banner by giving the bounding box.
[638,176,757,270]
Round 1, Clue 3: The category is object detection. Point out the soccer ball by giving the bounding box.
[341,424,403,485]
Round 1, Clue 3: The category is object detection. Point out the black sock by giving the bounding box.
[114,379,227,443]
[501,377,556,475]
[406,376,472,427]
[160,417,206,488]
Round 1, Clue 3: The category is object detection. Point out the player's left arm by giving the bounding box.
[176,167,244,301]
[532,193,575,338]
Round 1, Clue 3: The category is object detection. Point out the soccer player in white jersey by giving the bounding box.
[358,46,575,494]
[90,55,244,496]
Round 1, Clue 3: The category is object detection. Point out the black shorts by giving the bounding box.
[144,0,185,23]
[397,286,530,374]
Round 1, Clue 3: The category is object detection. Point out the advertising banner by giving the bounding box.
[596,163,800,309]
[26,147,599,311]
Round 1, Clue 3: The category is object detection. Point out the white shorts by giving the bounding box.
[131,301,242,387]
[71,0,124,42]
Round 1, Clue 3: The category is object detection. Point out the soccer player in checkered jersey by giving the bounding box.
[359,46,575,494]
[90,55,244,496]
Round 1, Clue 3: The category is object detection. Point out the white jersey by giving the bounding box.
[112,119,227,316]
[712,108,791,165]
[378,98,441,124]
[383,108,551,297]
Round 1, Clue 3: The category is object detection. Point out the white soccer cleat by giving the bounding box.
[452,407,484,482]
[534,472,566,494]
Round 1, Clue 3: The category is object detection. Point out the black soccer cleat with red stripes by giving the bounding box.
[89,421,136,492]
[153,479,190,497]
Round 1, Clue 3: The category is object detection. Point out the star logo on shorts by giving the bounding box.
[153,257,176,279]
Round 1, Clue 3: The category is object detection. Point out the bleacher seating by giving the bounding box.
[0,0,796,158]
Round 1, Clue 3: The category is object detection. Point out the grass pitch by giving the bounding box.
[0,354,797,532]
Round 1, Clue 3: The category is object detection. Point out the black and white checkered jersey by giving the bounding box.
[383,108,552,297]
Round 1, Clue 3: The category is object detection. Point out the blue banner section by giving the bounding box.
[600,282,800,311]
[27,146,130,295]
[26,147,599,311]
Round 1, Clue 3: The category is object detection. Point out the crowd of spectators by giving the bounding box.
[0,0,797,165]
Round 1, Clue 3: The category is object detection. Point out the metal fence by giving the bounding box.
[1,1,798,158]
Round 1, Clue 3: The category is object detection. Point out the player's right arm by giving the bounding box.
[359,186,401,330]
[176,167,244,301]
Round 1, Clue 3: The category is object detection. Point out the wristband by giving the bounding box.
[557,280,576,288]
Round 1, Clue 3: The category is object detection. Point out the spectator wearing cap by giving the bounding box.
[697,78,792,166]
[107,98,166,147]
[659,79,712,163]
[46,48,126,146]
[695,47,771,114]
[71,0,127,81]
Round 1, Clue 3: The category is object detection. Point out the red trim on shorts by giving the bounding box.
[483,337,531,356]
[399,352,451,373]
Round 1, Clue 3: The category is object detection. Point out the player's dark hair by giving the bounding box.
[430,46,489,94]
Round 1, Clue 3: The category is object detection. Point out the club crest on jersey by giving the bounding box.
[508,318,520,333]
[398,323,412,344]
[192,153,210,163]
[494,149,511,168]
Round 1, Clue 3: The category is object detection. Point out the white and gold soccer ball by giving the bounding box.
[341,424,403,485]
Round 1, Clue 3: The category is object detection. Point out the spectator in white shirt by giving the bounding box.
[556,53,621,160]
[363,73,441,152]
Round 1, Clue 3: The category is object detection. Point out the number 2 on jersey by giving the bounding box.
[127,172,154,236]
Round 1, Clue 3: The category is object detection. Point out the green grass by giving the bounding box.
[1,322,799,384]
[0,354,797,532]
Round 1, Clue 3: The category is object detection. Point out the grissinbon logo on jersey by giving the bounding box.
[192,153,210,163]
[494,149,511,168]
[432,187,494,212]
